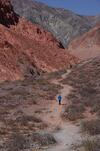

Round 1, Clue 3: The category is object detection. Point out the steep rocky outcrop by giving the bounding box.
[11,0,95,48]
[12,18,64,49]
[0,0,78,82]
[68,24,100,60]
[0,0,19,27]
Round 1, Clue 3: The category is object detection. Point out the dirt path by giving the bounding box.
[44,70,82,151]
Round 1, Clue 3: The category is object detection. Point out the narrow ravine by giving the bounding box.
[45,70,82,151]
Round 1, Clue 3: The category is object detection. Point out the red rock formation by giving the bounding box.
[11,18,64,49]
[68,24,100,60]
[0,0,78,82]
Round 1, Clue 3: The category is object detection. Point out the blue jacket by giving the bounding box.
[58,95,62,101]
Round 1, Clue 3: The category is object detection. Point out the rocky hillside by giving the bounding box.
[62,55,100,123]
[86,16,100,26]
[0,0,78,82]
[68,24,100,60]
[12,18,64,49]
[11,0,95,48]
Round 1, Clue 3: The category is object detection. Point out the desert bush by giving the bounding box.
[81,119,100,135]
[7,133,30,151]
[91,100,100,114]
[82,138,100,151]
[44,69,66,80]
[97,110,100,117]
[32,133,56,146]
[61,58,100,121]
[16,115,42,126]
[0,72,61,146]
[6,132,56,151]
[7,132,56,150]
[64,104,85,121]
[0,128,8,135]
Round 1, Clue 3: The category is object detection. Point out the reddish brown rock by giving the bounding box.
[12,18,64,49]
[68,24,100,60]
[0,0,78,82]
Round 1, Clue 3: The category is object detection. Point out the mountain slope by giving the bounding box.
[68,24,100,60]
[86,16,100,26]
[11,0,94,48]
[62,55,100,121]
[0,0,78,82]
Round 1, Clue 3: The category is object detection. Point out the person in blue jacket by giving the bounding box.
[58,95,62,105]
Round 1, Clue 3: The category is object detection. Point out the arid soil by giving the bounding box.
[61,56,100,136]
[0,1,100,151]
[0,74,61,150]
[0,69,82,151]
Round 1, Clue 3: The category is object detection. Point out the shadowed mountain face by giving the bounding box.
[10,0,98,48]
[0,0,19,27]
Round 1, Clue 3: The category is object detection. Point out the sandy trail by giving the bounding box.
[44,70,82,151]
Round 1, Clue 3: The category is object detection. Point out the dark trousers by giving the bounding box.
[59,100,61,105]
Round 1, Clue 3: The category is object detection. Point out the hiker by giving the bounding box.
[57,95,62,105]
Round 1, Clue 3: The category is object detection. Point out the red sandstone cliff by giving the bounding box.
[0,0,78,82]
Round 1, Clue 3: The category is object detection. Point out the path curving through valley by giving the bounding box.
[45,70,82,151]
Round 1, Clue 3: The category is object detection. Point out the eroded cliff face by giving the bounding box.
[68,24,100,60]
[11,0,94,48]
[12,18,64,49]
[0,0,78,82]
